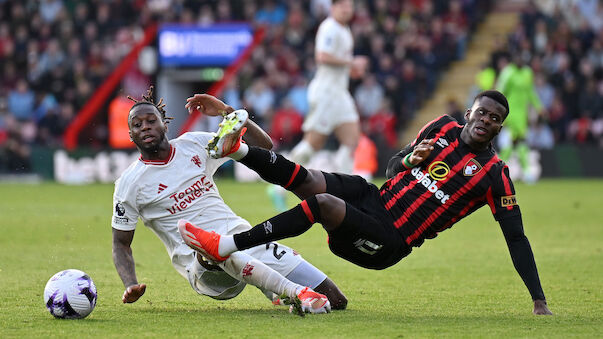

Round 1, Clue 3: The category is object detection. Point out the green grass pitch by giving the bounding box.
[0,179,601,338]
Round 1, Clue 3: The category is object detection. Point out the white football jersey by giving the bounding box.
[310,16,354,91]
[111,132,250,279]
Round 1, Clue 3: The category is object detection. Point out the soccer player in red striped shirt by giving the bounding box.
[184,90,552,315]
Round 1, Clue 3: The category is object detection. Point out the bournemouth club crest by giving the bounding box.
[463,158,482,176]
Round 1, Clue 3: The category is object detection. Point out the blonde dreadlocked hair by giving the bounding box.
[127,86,174,124]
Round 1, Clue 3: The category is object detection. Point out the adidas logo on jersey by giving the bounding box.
[158,183,168,194]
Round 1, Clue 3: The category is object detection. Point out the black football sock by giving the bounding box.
[239,146,308,190]
[233,196,321,250]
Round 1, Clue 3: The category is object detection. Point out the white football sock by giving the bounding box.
[334,145,355,174]
[229,143,249,160]
[218,235,238,257]
[289,139,314,166]
[221,252,303,299]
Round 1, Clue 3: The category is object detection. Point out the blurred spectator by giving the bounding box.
[269,99,303,150]
[534,73,555,110]
[0,0,495,174]
[244,78,275,128]
[354,74,384,118]
[8,79,35,121]
[1,116,31,173]
[37,102,74,147]
[446,98,466,125]
[286,77,309,116]
[527,117,555,150]
[365,98,398,148]
[255,0,287,26]
[222,79,243,111]
[39,0,64,23]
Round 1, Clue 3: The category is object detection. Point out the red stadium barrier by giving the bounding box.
[179,25,266,134]
[63,24,158,150]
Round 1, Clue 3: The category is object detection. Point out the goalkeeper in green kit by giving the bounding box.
[496,55,544,181]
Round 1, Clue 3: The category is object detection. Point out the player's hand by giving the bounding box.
[533,299,552,315]
[350,56,369,79]
[185,94,234,116]
[122,283,146,303]
[409,139,435,165]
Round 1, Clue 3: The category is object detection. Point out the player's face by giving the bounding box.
[463,96,506,146]
[333,0,354,23]
[128,104,167,152]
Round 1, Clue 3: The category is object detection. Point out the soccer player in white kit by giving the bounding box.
[111,88,347,314]
[269,0,367,210]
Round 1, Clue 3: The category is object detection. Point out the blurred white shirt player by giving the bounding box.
[111,89,346,313]
[269,0,367,210]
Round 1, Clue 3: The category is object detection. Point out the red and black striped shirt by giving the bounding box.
[381,115,520,247]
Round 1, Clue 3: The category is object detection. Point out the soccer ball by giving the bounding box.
[44,269,97,319]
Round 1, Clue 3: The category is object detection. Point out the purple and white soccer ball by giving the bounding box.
[44,269,97,319]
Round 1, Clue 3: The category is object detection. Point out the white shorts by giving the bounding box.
[186,241,325,300]
[303,84,358,135]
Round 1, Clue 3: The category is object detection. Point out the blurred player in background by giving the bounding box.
[185,91,552,315]
[496,55,544,182]
[111,87,346,315]
[269,0,368,211]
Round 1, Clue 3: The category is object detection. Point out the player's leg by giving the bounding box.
[246,242,348,310]
[332,91,361,174]
[186,252,247,300]
[497,127,514,162]
[234,144,328,199]
[267,130,329,211]
[187,191,406,270]
[180,221,331,314]
[217,173,407,269]
[290,131,329,165]
[333,121,361,174]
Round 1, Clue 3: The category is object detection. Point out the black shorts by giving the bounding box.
[323,172,411,270]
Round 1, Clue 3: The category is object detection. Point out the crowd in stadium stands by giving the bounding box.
[0,0,600,175]
[475,1,602,150]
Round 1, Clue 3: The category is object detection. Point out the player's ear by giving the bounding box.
[464,108,471,120]
[129,131,133,142]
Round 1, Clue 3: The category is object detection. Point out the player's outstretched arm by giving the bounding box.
[185,93,272,149]
[112,228,146,303]
[533,299,552,315]
[186,93,235,117]
[498,215,552,315]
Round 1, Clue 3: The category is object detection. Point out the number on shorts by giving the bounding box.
[266,242,286,260]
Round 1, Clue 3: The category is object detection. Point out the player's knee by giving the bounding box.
[315,193,346,230]
[294,169,327,198]
[303,169,325,188]
[315,277,348,310]
[331,292,348,310]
